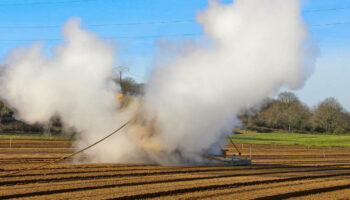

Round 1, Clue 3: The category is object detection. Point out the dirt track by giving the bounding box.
[1,138,350,199]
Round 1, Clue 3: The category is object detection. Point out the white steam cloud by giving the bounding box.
[0,0,317,165]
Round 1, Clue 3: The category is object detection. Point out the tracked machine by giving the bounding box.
[204,136,252,166]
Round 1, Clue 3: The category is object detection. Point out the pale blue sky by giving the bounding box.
[0,0,349,110]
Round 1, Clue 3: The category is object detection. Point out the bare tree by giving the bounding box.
[264,92,311,131]
[312,97,349,133]
[115,66,129,94]
[278,92,299,105]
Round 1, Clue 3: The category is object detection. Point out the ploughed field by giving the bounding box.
[1,138,350,199]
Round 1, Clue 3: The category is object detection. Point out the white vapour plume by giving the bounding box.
[0,0,317,165]
[0,18,139,162]
[142,0,317,163]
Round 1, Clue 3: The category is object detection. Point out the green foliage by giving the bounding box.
[238,93,349,134]
[0,101,65,134]
[0,101,13,116]
[311,97,349,134]
[232,132,350,148]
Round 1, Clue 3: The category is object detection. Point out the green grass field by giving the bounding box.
[231,132,350,148]
[2,131,350,147]
[0,133,73,140]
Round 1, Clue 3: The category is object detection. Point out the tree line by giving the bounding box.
[0,76,349,134]
[0,76,144,134]
[238,92,350,134]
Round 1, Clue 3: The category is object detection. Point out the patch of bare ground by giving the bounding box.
[1,139,350,199]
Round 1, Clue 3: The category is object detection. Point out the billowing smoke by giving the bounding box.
[0,18,140,163]
[0,0,317,165]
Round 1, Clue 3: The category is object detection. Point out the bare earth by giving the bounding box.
[1,138,350,199]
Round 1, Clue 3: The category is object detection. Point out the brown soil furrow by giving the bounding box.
[0,164,246,175]
[1,165,250,177]
[253,183,350,200]
[0,163,320,171]
[0,173,217,192]
[0,174,265,199]
[160,176,347,200]
[0,163,270,173]
[2,165,346,187]
[193,178,350,200]
[4,164,340,178]
[292,188,350,199]
[97,173,350,200]
[1,165,347,187]
[5,170,350,200]
[0,168,245,186]
[3,166,344,193]
[2,141,350,199]
[0,163,160,171]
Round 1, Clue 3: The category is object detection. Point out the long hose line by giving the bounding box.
[1,120,131,177]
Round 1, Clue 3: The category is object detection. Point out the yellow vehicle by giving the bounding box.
[117,93,164,153]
